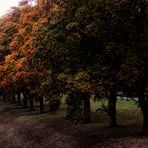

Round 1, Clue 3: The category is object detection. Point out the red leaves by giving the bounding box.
[13,71,39,87]
[13,71,25,84]
[1,77,11,89]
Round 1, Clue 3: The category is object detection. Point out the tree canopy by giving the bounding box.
[0,0,148,134]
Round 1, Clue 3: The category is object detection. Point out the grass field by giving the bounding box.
[90,97,138,112]
[0,98,147,148]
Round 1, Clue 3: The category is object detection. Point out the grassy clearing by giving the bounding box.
[61,94,138,112]
[90,98,138,112]
[116,99,138,109]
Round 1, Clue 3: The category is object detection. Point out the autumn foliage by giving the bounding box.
[0,0,148,134]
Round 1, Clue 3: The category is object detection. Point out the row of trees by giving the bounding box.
[0,0,148,134]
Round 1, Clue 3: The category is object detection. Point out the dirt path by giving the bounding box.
[0,102,77,148]
[0,102,148,148]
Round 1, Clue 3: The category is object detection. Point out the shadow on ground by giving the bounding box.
[0,101,147,148]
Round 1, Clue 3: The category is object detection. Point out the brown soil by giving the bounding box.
[0,101,148,148]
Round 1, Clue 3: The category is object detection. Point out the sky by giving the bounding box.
[0,0,19,16]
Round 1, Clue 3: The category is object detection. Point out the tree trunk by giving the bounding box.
[66,92,75,120]
[1,95,4,102]
[17,93,21,106]
[138,93,148,135]
[108,92,117,127]
[8,95,11,102]
[23,92,28,108]
[11,94,16,104]
[24,98,28,108]
[39,96,44,114]
[2,94,7,102]
[83,93,91,123]
[29,98,34,111]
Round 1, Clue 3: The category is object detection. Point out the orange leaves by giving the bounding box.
[1,77,11,89]
[13,71,40,88]
[0,3,46,92]
[13,71,25,84]
[16,57,28,71]
[5,54,16,64]
[18,28,28,37]
[9,41,19,52]
[0,33,6,42]
[4,51,28,76]
[33,17,45,26]
[52,3,60,12]
[40,17,48,24]
[20,11,35,25]
[0,65,6,76]
[58,71,92,94]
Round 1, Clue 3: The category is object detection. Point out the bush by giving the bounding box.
[48,96,61,112]
[66,94,85,123]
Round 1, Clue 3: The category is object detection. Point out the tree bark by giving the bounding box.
[83,93,91,123]
[1,95,4,102]
[17,93,21,106]
[29,95,34,111]
[66,92,75,120]
[8,95,11,102]
[11,94,16,104]
[108,92,117,127]
[23,92,28,108]
[39,96,44,114]
[138,93,148,135]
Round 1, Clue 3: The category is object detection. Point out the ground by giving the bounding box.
[0,99,148,148]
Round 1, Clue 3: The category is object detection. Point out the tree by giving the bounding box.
[0,0,147,133]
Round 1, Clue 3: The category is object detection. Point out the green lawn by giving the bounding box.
[61,94,138,112]
[90,98,138,112]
